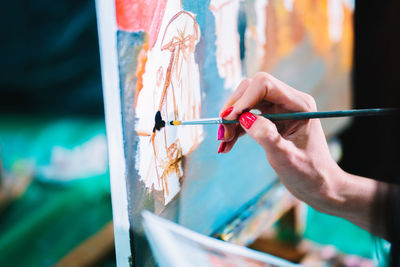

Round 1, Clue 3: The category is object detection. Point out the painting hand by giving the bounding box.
[217,79,250,153]
[219,72,344,212]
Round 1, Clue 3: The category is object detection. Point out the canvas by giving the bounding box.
[96,0,354,266]
[142,211,299,267]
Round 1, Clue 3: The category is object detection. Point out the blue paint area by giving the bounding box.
[115,30,144,194]
[238,4,247,62]
[116,30,145,102]
[179,1,277,234]
[181,134,276,234]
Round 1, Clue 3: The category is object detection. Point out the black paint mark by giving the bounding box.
[153,111,166,132]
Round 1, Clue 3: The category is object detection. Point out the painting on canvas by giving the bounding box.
[96,0,354,265]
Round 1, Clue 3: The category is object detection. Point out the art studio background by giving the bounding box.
[0,0,399,266]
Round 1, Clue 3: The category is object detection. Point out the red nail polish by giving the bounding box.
[220,106,233,118]
[217,125,225,140]
[239,112,257,129]
[218,142,226,153]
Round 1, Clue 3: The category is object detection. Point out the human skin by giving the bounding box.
[218,72,387,239]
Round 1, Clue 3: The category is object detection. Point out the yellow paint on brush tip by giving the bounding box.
[171,121,181,125]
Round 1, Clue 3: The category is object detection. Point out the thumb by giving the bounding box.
[238,112,289,156]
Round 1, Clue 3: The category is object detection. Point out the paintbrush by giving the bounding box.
[168,108,399,126]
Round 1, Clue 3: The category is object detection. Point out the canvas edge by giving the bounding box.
[95,0,132,266]
[142,211,300,267]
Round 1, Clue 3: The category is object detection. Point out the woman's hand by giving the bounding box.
[218,72,385,239]
[218,72,344,212]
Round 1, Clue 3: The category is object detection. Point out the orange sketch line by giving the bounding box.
[136,131,152,137]
[158,10,199,115]
[134,42,149,108]
[170,81,178,119]
[150,133,161,188]
[160,11,199,48]
[209,0,234,12]
[157,47,176,112]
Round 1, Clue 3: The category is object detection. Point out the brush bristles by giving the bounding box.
[170,121,181,125]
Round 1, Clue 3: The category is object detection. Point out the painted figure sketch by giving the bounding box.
[133,5,203,205]
[96,0,354,266]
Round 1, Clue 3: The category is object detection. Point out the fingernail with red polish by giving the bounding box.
[217,125,225,140]
[218,142,226,154]
[239,112,257,129]
[220,106,233,118]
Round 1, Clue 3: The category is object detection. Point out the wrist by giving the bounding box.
[317,166,378,232]
[309,162,347,215]
[319,166,349,215]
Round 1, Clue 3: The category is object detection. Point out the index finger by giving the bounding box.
[224,72,317,121]
[219,78,251,116]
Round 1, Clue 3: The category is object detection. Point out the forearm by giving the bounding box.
[315,166,388,239]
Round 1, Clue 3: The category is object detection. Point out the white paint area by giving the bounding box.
[255,0,267,46]
[135,0,203,205]
[343,0,355,11]
[254,0,268,62]
[328,0,344,43]
[284,0,294,12]
[210,0,242,90]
